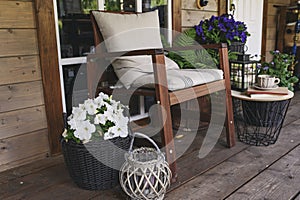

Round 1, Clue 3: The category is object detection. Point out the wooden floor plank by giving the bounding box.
[0,156,63,184]
[0,91,298,200]
[0,162,69,199]
[226,145,300,200]
[164,119,300,200]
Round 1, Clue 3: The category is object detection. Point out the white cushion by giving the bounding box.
[92,10,162,52]
[112,55,179,89]
[132,69,224,91]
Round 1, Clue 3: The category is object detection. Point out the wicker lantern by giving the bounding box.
[230,54,258,91]
[120,132,171,200]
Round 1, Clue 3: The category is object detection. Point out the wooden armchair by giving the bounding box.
[87,10,235,182]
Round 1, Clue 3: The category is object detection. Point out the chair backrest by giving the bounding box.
[88,10,164,97]
[89,10,130,94]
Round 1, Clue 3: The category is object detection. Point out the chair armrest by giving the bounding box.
[164,43,228,52]
[87,48,165,62]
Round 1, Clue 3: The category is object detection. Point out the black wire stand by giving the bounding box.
[233,97,291,146]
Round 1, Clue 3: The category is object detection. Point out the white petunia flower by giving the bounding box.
[73,120,95,142]
[84,99,97,115]
[68,118,79,130]
[94,113,107,125]
[72,107,86,121]
[97,92,109,100]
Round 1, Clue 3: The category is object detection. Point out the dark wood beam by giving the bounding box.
[172,0,182,32]
[261,0,268,62]
[34,0,64,155]
[219,0,227,15]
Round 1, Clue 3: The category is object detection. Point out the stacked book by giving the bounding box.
[246,87,289,98]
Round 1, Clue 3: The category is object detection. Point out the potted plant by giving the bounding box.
[195,14,250,46]
[167,14,250,68]
[61,92,130,190]
[257,50,299,91]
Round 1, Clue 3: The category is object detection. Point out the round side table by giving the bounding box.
[231,90,294,146]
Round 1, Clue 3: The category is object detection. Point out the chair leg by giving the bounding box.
[152,53,178,182]
[219,44,236,147]
[225,90,235,147]
[159,105,178,183]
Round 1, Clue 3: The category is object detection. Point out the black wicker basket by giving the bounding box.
[61,136,130,190]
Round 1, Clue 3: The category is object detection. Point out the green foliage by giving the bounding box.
[166,28,237,69]
[81,0,98,14]
[258,50,299,91]
[105,0,121,11]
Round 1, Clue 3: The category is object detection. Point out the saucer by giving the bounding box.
[253,84,279,90]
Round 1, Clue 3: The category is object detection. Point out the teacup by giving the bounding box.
[257,75,280,88]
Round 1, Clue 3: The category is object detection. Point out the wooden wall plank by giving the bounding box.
[182,0,217,11]
[0,129,49,167]
[0,106,47,139]
[34,0,64,155]
[218,0,227,15]
[0,1,36,29]
[267,15,277,28]
[0,29,38,57]
[262,0,291,61]
[269,0,290,4]
[182,10,218,27]
[0,56,41,85]
[267,27,277,40]
[0,81,44,113]
[0,152,49,177]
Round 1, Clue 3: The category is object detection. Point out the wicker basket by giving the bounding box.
[61,136,130,190]
[120,132,171,200]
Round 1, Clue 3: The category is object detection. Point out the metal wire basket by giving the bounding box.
[119,132,172,200]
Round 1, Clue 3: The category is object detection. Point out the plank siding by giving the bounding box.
[0,129,49,168]
[182,10,218,27]
[181,0,218,29]
[263,0,291,60]
[0,0,49,172]
[0,81,44,113]
[0,106,47,139]
[0,1,36,29]
[0,29,38,57]
[0,56,41,85]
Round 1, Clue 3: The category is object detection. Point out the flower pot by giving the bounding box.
[229,41,246,54]
[61,136,130,190]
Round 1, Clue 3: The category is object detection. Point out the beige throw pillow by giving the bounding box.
[92,10,180,89]
[92,10,162,52]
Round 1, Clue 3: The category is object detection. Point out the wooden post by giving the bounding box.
[34,0,64,155]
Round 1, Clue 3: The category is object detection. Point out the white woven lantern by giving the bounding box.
[120,132,172,200]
